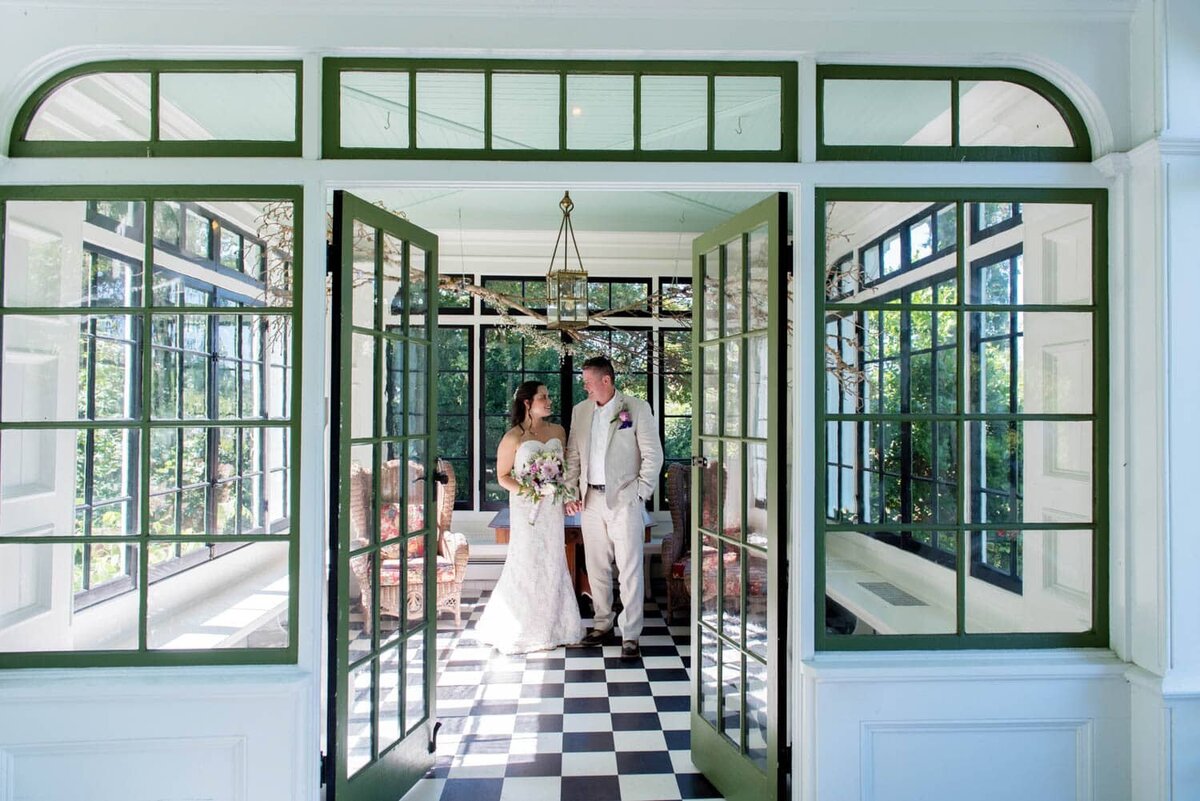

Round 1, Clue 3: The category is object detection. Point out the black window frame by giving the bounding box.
[970,201,1023,244]
[435,325,475,510]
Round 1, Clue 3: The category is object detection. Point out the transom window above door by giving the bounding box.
[324,59,797,161]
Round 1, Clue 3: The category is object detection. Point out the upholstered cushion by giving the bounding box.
[670,545,767,598]
[381,503,425,558]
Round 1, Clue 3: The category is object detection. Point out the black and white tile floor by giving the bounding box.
[401,578,725,801]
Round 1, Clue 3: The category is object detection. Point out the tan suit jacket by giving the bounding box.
[565,391,664,511]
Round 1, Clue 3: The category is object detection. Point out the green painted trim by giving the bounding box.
[815,64,1091,162]
[329,191,438,801]
[322,58,797,162]
[10,60,302,158]
[690,193,786,801]
[0,184,302,669]
[813,186,1108,652]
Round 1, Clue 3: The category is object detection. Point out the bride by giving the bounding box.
[474,380,585,654]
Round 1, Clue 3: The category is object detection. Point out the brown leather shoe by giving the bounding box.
[620,640,640,660]
[579,627,613,647]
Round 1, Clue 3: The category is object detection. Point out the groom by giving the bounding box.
[564,355,664,659]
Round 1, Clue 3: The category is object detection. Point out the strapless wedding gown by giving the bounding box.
[474,438,585,654]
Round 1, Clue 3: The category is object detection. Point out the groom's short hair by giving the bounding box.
[580,355,615,383]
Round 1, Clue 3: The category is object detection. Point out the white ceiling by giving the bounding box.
[345,188,777,235]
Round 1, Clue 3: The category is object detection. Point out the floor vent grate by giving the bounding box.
[859,581,927,606]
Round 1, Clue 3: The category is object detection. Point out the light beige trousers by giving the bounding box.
[580,491,645,640]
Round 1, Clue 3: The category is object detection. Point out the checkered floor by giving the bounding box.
[401,578,725,801]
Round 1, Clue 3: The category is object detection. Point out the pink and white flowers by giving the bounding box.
[512,449,571,522]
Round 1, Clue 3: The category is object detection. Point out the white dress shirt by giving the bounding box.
[588,395,618,485]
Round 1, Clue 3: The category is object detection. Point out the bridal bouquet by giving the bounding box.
[512,449,572,523]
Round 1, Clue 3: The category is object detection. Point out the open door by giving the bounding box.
[690,193,788,801]
[328,191,438,801]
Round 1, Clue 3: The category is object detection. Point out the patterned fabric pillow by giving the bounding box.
[380,503,424,558]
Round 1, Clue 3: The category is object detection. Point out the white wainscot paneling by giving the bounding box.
[3,737,244,801]
[806,656,1130,801]
[862,720,1089,801]
[0,671,310,801]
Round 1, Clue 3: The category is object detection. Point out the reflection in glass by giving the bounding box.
[722,541,743,645]
[379,644,401,750]
[492,73,559,150]
[714,76,781,150]
[341,72,410,149]
[699,533,719,631]
[702,346,719,436]
[724,235,744,336]
[381,233,404,329]
[747,226,770,330]
[26,73,152,142]
[823,79,951,146]
[746,335,769,439]
[824,531,957,635]
[641,75,707,150]
[408,342,429,435]
[353,222,378,328]
[416,72,485,149]
[351,334,376,440]
[746,549,769,659]
[699,628,719,728]
[702,247,720,340]
[721,643,742,745]
[746,443,768,549]
[746,656,769,769]
[965,530,1092,633]
[405,633,427,732]
[159,72,296,141]
[347,660,375,775]
[566,75,634,150]
[722,441,742,540]
[959,81,1074,148]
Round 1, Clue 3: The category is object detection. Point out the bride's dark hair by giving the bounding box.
[509,380,545,431]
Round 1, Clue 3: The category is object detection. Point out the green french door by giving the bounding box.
[328,191,438,801]
[691,193,788,801]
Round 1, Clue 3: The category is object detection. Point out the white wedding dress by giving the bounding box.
[474,438,585,654]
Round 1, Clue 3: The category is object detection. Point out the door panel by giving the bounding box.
[329,191,438,801]
[691,193,787,801]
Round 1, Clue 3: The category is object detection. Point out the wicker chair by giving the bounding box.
[350,458,469,631]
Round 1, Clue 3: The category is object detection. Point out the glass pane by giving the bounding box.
[968,204,1093,304]
[405,632,427,732]
[147,540,289,649]
[416,72,485,149]
[714,76,781,150]
[159,72,296,141]
[4,201,146,307]
[723,236,744,336]
[823,200,940,304]
[747,225,770,331]
[720,643,742,744]
[341,71,409,149]
[408,343,429,436]
[25,73,151,141]
[722,542,743,643]
[969,420,1092,524]
[723,341,741,437]
[350,444,376,546]
[823,79,952,146]
[824,530,957,635]
[746,656,769,769]
[959,81,1074,148]
[701,346,719,436]
[380,233,404,330]
[492,72,559,150]
[640,75,707,151]
[1,428,139,537]
[702,247,720,340]
[406,440,427,536]
[965,530,1092,633]
[351,334,377,439]
[746,335,768,440]
[698,628,719,727]
[910,217,933,262]
[566,74,633,150]
[409,245,428,333]
[699,533,719,629]
[722,441,743,543]
[2,315,138,422]
[746,549,768,659]
[0,542,136,651]
[379,643,402,750]
[347,660,375,775]
[746,442,768,550]
[969,312,1091,415]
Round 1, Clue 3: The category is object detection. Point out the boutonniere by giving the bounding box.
[610,402,633,430]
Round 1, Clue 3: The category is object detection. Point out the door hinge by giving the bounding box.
[779,743,793,774]
[325,241,336,276]
[319,751,328,786]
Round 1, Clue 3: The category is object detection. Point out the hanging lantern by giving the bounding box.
[545,191,590,330]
